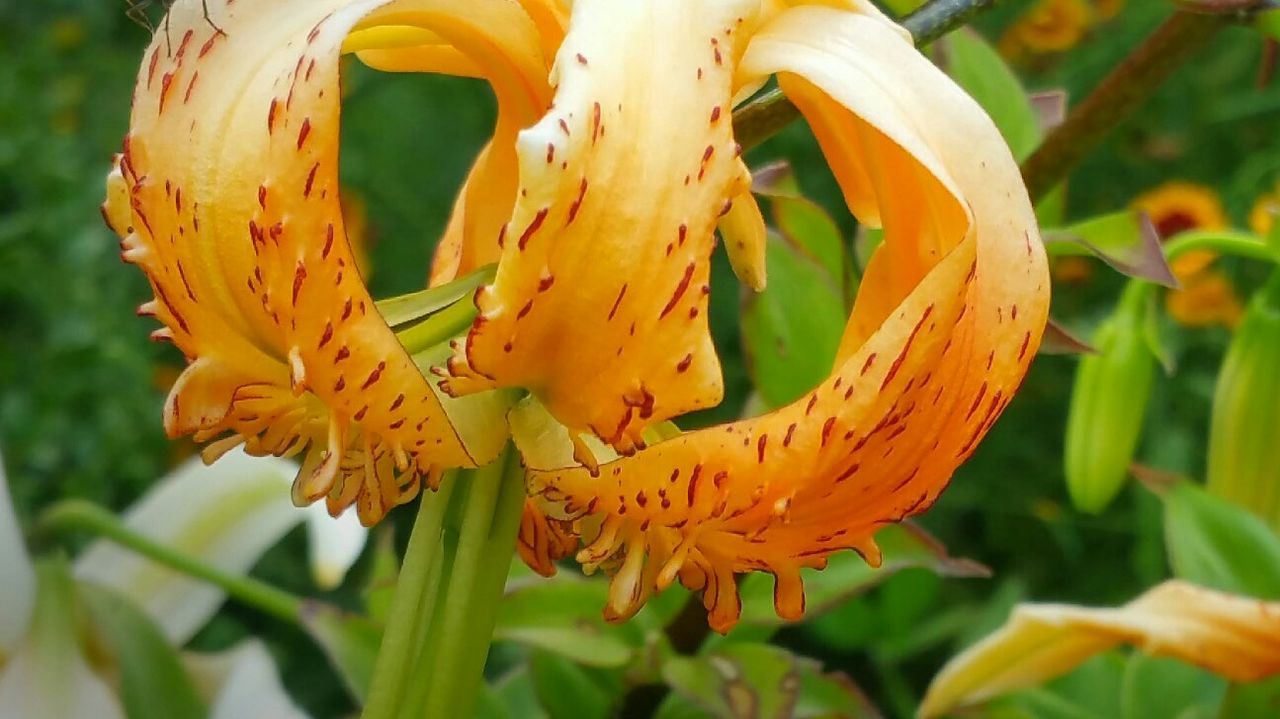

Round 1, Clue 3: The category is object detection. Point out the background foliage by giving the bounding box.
[2,0,1279,716]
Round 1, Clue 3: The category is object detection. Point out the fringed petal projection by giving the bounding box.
[104,0,555,525]
[515,2,1049,632]
[442,0,765,459]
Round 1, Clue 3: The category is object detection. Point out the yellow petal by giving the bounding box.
[521,3,1049,631]
[107,0,548,524]
[918,580,1280,718]
[1166,269,1244,329]
[445,0,761,453]
[1131,181,1227,241]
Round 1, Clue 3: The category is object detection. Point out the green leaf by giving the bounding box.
[741,233,846,408]
[363,528,399,624]
[736,523,988,630]
[1043,212,1176,287]
[494,577,637,667]
[300,602,383,703]
[945,29,1042,160]
[662,643,800,718]
[1119,654,1225,719]
[478,668,548,719]
[1161,480,1280,599]
[79,583,206,719]
[794,666,884,718]
[772,198,852,296]
[1219,675,1280,718]
[996,653,1128,719]
[662,643,882,718]
[1256,9,1280,42]
[528,650,621,719]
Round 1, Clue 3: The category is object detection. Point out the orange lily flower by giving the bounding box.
[106,0,1048,630]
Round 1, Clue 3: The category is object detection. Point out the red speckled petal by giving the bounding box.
[519,3,1049,631]
[106,0,551,524]
[444,0,761,456]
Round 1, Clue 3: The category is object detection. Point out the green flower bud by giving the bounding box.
[1064,285,1157,513]
[1207,272,1280,529]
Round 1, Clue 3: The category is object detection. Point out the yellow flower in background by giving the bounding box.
[1051,256,1095,285]
[1126,182,1240,328]
[1250,185,1279,238]
[1132,181,1227,244]
[105,0,1049,630]
[1091,0,1125,22]
[1000,0,1094,57]
[1166,270,1244,328]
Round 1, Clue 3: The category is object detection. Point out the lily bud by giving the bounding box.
[1064,286,1157,513]
[1207,272,1280,529]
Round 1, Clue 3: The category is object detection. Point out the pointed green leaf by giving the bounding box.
[1044,213,1177,287]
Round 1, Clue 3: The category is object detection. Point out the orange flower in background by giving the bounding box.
[1131,181,1227,241]
[1126,182,1240,329]
[1166,270,1244,328]
[1000,0,1094,58]
[1250,184,1279,238]
[105,0,1049,629]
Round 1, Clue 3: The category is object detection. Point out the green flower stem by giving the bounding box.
[406,446,524,719]
[1164,230,1280,265]
[731,0,995,151]
[35,499,302,624]
[1121,230,1280,307]
[363,474,459,719]
[440,453,526,716]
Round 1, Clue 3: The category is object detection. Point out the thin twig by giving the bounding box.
[1020,11,1231,202]
[731,0,996,151]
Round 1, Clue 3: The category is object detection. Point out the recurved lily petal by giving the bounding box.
[517,2,1048,631]
[444,0,765,456]
[105,0,552,524]
[918,580,1280,718]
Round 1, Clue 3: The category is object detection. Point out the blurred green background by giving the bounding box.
[2,0,1278,716]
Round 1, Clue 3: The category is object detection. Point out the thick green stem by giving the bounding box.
[1020,11,1230,202]
[406,446,524,719]
[731,0,995,151]
[361,448,525,719]
[363,475,458,719]
[1164,230,1280,265]
[35,499,302,624]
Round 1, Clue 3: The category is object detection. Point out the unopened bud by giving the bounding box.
[1206,272,1280,529]
[1064,287,1157,513]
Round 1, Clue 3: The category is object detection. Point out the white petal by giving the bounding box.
[186,640,310,719]
[74,449,303,644]
[305,503,368,590]
[0,449,35,655]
